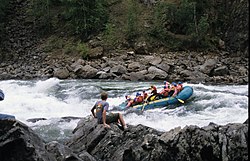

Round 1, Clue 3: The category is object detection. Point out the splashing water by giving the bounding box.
[0,78,248,142]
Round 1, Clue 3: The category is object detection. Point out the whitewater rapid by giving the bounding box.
[0,78,248,141]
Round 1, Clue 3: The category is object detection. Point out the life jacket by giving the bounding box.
[150,86,157,95]
[143,92,148,100]
[135,95,144,103]
[160,88,169,97]
[176,84,183,92]
[165,82,170,88]
[149,95,156,101]
[126,99,134,108]
[170,85,178,97]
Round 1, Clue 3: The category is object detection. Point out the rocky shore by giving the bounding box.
[0,0,248,85]
[0,117,248,161]
[0,49,248,85]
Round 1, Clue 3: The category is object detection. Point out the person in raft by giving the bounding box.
[91,92,127,129]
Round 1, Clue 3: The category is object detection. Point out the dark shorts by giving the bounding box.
[98,113,119,124]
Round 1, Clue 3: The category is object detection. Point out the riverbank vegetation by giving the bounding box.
[0,0,248,60]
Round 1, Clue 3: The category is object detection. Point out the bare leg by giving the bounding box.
[118,113,126,127]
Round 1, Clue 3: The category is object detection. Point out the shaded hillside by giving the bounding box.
[0,0,248,83]
[0,0,248,60]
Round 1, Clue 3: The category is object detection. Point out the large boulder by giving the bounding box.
[0,120,56,161]
[66,117,248,161]
[147,66,168,79]
[199,58,218,75]
[110,65,127,75]
[53,67,70,79]
[0,117,248,161]
[73,65,98,78]
[212,65,229,76]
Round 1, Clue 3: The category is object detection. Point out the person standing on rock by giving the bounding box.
[91,92,127,130]
[0,89,15,119]
[0,89,4,101]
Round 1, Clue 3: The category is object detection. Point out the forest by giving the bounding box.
[1,0,248,59]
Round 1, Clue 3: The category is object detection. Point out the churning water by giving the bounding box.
[0,78,248,142]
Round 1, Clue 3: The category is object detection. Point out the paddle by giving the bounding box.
[177,98,184,103]
[141,95,150,111]
[141,102,147,111]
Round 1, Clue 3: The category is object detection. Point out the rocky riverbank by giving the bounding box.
[0,0,248,85]
[0,49,248,85]
[0,118,248,161]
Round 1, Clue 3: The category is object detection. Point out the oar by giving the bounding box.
[141,102,147,111]
[177,98,184,103]
[141,96,149,111]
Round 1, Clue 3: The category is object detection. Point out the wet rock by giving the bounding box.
[0,119,56,161]
[65,117,248,161]
[26,118,47,123]
[0,117,248,161]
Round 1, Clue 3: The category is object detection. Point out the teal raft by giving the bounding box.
[119,86,193,111]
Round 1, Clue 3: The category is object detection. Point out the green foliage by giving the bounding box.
[29,0,53,35]
[149,0,214,50]
[125,0,139,41]
[76,42,89,60]
[43,36,64,52]
[103,23,117,48]
[60,0,108,39]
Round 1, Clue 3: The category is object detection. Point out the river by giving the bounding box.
[0,78,248,142]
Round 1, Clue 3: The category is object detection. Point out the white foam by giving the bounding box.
[0,80,248,132]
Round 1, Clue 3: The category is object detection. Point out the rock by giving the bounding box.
[74,65,98,78]
[134,41,148,54]
[110,65,127,75]
[0,118,248,161]
[0,119,57,161]
[149,56,162,66]
[148,66,168,79]
[122,71,146,81]
[127,62,141,71]
[88,47,103,59]
[66,117,248,161]
[144,73,156,80]
[156,61,170,72]
[212,65,229,76]
[71,59,85,69]
[53,67,70,79]
[26,118,47,123]
[96,71,112,79]
[199,58,218,75]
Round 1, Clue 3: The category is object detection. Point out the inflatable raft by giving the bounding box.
[119,86,193,111]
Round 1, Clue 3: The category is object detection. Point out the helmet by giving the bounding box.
[178,81,183,84]
[151,86,156,91]
[172,82,177,86]
[136,92,141,96]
